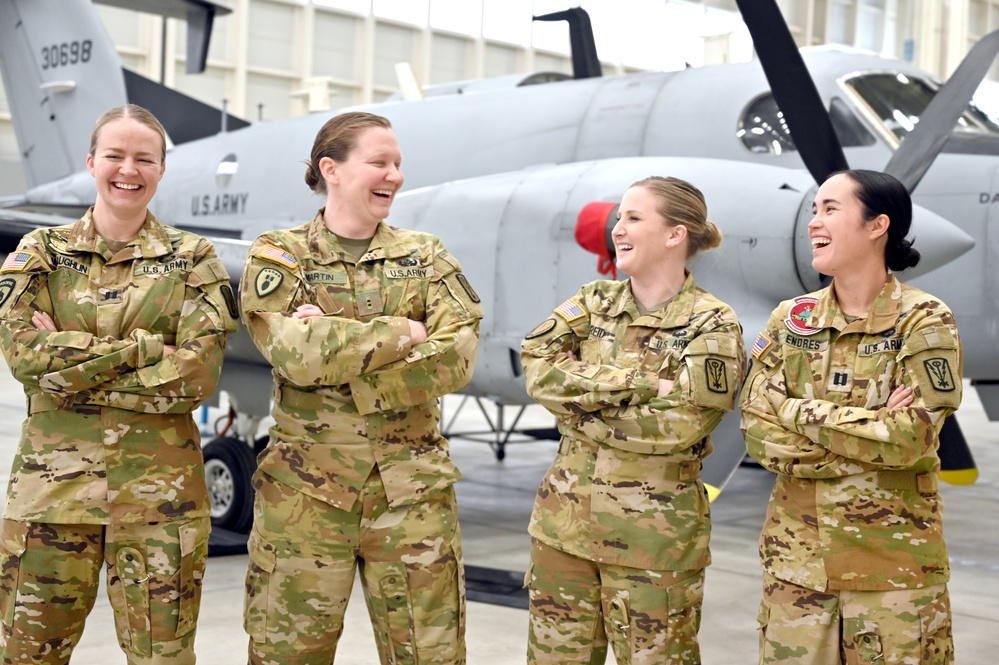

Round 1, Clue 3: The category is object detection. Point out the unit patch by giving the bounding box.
[554,298,587,324]
[751,332,774,359]
[784,296,820,336]
[257,244,299,270]
[705,358,728,393]
[923,358,956,391]
[525,318,556,340]
[255,268,284,297]
[0,277,16,309]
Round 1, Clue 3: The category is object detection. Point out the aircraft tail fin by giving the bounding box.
[0,0,128,190]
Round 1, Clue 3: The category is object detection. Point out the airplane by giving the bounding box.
[0,0,995,539]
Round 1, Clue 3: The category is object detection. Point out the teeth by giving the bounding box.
[374,189,392,197]
[115,183,140,190]
[812,237,830,247]
[617,244,633,251]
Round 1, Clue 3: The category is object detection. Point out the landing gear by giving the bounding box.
[202,436,257,534]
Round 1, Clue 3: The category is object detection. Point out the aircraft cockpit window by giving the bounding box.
[844,72,999,143]
[216,154,238,188]
[738,93,875,155]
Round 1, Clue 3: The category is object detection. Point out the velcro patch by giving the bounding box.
[255,268,284,297]
[923,358,956,392]
[256,244,299,270]
[455,273,480,303]
[554,298,587,324]
[751,332,774,359]
[1,251,34,272]
[525,318,556,340]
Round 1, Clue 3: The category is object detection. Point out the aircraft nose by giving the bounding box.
[901,204,976,279]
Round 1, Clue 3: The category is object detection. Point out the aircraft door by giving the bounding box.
[574,73,670,161]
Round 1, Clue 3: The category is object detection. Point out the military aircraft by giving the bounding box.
[1,0,995,537]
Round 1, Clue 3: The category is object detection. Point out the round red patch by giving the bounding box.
[784,296,820,336]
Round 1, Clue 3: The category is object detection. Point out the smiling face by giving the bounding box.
[809,173,888,277]
[612,185,685,279]
[86,116,165,227]
[323,125,404,230]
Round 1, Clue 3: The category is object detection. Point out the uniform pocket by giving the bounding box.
[110,545,151,657]
[176,520,210,637]
[919,592,953,664]
[243,529,277,643]
[0,520,28,628]
[844,618,883,665]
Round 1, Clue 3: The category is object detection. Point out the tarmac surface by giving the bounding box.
[0,363,995,664]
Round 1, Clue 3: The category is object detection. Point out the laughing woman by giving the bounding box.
[521,176,746,665]
[741,169,961,664]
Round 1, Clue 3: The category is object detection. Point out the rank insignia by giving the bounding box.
[784,296,820,336]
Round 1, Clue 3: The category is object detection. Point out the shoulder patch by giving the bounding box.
[923,358,956,392]
[751,332,774,359]
[255,268,284,298]
[784,296,820,336]
[554,298,587,324]
[256,244,299,270]
[525,318,557,340]
[0,277,17,309]
[705,358,728,393]
[220,284,240,318]
[1,251,34,273]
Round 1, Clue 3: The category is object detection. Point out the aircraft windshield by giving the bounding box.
[844,72,999,142]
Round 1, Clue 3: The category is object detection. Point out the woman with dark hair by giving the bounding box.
[741,169,960,664]
[521,176,746,664]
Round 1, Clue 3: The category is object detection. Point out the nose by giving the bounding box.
[387,165,403,183]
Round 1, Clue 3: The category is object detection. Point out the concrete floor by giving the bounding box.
[0,364,995,664]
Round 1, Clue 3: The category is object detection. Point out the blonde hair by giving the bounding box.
[89,104,167,162]
[305,111,393,194]
[630,176,721,258]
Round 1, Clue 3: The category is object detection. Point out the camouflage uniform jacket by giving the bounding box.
[521,273,746,571]
[239,212,483,510]
[740,274,962,591]
[0,209,238,525]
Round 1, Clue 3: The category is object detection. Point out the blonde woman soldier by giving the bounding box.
[0,104,238,664]
[521,176,747,664]
[239,111,483,664]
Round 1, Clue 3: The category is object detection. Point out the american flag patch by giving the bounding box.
[257,244,299,270]
[751,332,774,359]
[1,251,34,272]
[554,298,587,323]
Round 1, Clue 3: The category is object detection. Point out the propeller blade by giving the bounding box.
[734,0,849,183]
[884,28,999,192]
[533,8,602,79]
[939,415,978,485]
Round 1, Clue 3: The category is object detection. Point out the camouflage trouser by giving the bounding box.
[526,539,704,665]
[0,517,210,665]
[758,572,954,664]
[244,470,465,665]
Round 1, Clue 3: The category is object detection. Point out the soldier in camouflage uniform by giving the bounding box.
[740,170,961,664]
[0,105,237,664]
[521,176,746,665]
[239,111,482,665]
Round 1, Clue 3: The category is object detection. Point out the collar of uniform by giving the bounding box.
[60,208,172,260]
[810,273,901,334]
[608,270,697,327]
[306,211,412,265]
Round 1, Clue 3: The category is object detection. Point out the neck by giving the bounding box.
[91,202,145,242]
[630,265,686,311]
[323,206,377,240]
[832,265,889,316]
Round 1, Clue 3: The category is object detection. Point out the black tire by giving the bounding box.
[202,436,257,534]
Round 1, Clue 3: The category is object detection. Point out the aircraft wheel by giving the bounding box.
[202,436,257,534]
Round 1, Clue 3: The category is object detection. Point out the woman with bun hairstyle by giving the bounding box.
[239,111,483,664]
[521,175,746,664]
[741,169,961,664]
